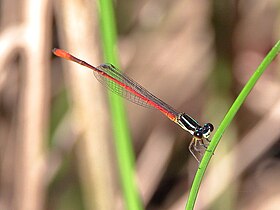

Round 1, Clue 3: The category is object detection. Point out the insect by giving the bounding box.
[52,48,214,162]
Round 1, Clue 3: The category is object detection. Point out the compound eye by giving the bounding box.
[204,123,214,132]
[209,123,214,131]
[194,131,203,139]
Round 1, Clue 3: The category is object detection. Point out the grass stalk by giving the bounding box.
[185,40,280,210]
[97,1,143,210]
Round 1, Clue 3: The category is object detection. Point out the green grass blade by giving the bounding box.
[185,40,280,210]
[97,1,143,210]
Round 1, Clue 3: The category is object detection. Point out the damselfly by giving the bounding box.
[52,48,214,162]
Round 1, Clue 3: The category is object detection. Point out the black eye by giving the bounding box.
[204,123,214,132]
[194,131,202,138]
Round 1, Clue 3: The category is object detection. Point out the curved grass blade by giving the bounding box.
[185,40,280,210]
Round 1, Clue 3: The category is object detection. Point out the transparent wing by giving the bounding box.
[94,64,179,116]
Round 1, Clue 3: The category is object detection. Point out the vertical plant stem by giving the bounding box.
[97,1,143,210]
[15,0,51,210]
[186,40,280,210]
[53,0,116,209]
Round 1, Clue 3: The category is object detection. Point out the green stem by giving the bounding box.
[186,40,280,210]
[97,1,143,210]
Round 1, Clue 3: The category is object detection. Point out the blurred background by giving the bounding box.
[0,0,280,210]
